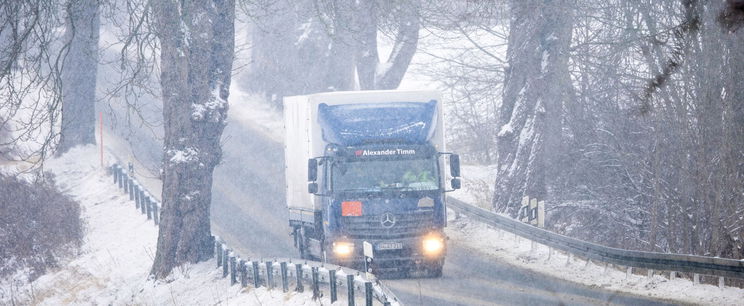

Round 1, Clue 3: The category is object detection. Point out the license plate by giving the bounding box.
[376,242,403,250]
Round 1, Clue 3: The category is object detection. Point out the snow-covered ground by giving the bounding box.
[0,146,319,305]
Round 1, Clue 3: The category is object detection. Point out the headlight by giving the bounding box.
[422,234,445,256]
[332,242,354,257]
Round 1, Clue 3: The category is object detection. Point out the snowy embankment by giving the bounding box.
[0,146,317,305]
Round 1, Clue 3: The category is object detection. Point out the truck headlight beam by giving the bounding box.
[332,242,354,257]
[422,234,445,256]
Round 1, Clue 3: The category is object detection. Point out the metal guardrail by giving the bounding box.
[111,163,401,305]
[447,197,744,280]
[213,240,401,306]
[112,164,161,225]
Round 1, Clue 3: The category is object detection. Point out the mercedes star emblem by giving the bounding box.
[380,212,396,228]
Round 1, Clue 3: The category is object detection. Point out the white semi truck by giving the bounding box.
[284,90,461,277]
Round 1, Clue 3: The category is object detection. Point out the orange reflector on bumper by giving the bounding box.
[341,201,362,216]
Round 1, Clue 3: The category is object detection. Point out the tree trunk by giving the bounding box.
[354,0,379,90]
[150,0,235,279]
[354,1,420,90]
[493,0,573,216]
[373,1,420,90]
[57,0,99,155]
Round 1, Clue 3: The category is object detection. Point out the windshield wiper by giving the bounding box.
[380,186,416,192]
[337,187,381,193]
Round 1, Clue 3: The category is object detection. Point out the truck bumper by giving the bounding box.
[328,233,446,273]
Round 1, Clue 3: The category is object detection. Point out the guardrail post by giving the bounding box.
[239,259,247,287]
[230,256,237,285]
[537,200,545,228]
[670,271,676,280]
[693,273,699,285]
[113,164,118,184]
[134,184,141,209]
[128,178,135,201]
[280,262,288,292]
[365,282,373,306]
[119,170,125,190]
[216,241,222,268]
[718,276,724,288]
[266,261,274,289]
[311,267,320,300]
[140,189,147,213]
[295,264,304,292]
[329,270,337,303]
[529,198,538,226]
[152,202,159,225]
[122,173,128,192]
[122,172,127,191]
[519,196,529,223]
[137,187,147,215]
[145,195,152,219]
[626,267,632,279]
[134,188,145,209]
[252,261,260,287]
[647,269,653,279]
[347,274,355,306]
[222,248,229,278]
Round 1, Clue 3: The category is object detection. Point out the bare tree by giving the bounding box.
[57,0,100,155]
[150,0,236,278]
[0,0,67,166]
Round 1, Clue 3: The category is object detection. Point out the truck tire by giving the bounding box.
[299,243,309,259]
[428,263,443,278]
[297,227,310,260]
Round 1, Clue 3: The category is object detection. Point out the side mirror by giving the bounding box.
[308,182,318,194]
[450,154,460,177]
[450,178,461,190]
[308,158,318,181]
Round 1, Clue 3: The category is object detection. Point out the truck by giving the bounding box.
[284,90,461,277]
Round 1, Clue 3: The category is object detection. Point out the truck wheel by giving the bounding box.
[428,263,443,278]
[297,228,310,259]
[299,243,309,259]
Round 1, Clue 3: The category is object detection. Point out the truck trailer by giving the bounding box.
[284,90,460,277]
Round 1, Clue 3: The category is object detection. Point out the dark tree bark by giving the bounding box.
[323,0,356,92]
[493,0,573,216]
[354,0,380,90]
[57,0,100,155]
[150,0,235,278]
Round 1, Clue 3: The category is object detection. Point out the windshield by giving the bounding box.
[331,158,439,192]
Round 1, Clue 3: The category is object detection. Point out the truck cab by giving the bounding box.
[284,91,460,277]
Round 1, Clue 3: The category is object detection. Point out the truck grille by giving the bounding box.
[339,210,435,239]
